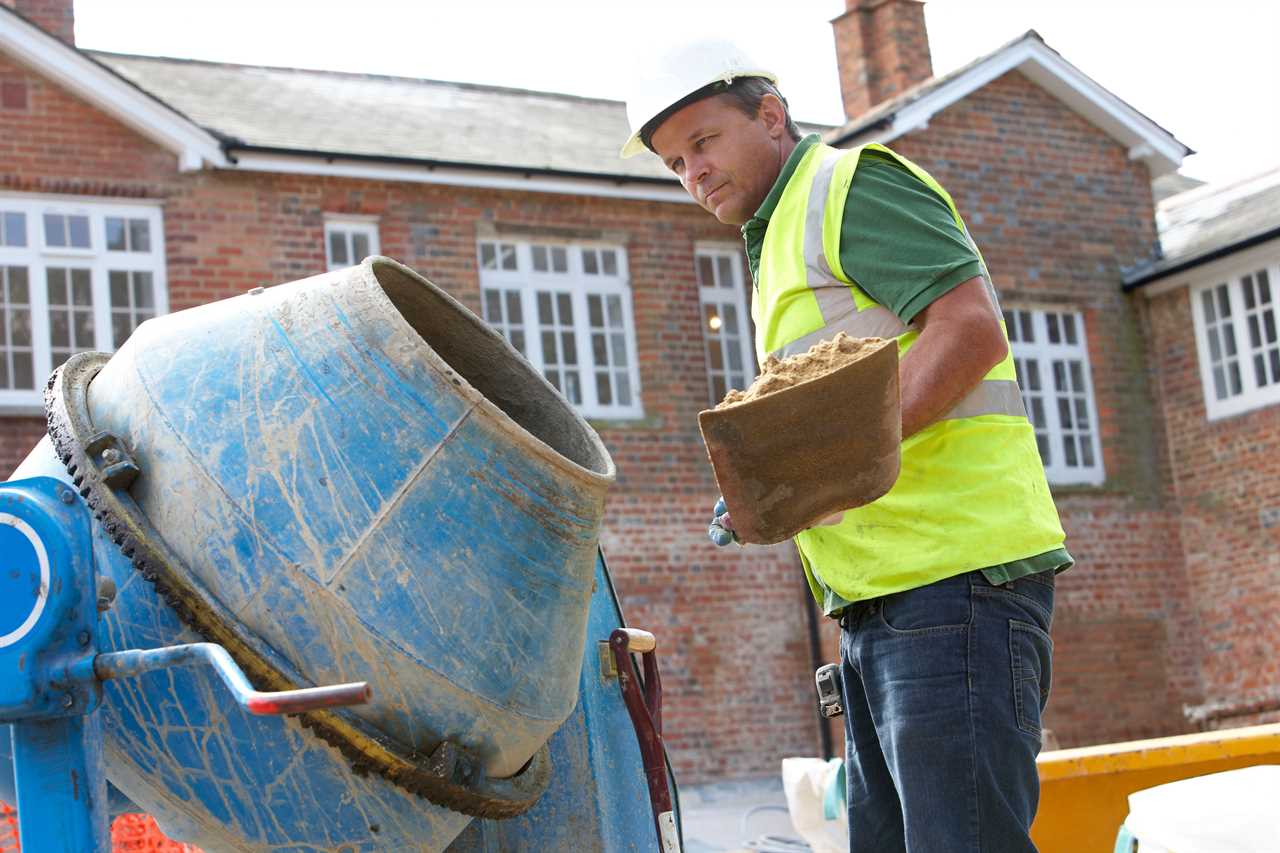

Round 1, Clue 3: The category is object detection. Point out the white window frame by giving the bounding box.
[0,194,166,411]
[477,238,643,420]
[1190,259,1280,421]
[695,242,756,407]
[324,215,380,270]
[1004,306,1105,486]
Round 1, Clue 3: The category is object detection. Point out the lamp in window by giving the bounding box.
[707,313,722,332]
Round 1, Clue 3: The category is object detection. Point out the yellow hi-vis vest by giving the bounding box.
[753,141,1066,605]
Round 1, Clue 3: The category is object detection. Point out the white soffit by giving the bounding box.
[841,38,1187,178]
[0,9,227,170]
[227,153,693,204]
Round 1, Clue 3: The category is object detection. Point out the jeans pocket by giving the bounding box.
[878,574,972,636]
[1010,620,1053,737]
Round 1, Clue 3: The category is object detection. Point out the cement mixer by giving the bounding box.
[0,257,680,852]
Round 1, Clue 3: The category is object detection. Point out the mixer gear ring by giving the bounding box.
[44,351,551,819]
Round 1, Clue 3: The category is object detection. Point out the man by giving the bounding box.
[621,42,1070,853]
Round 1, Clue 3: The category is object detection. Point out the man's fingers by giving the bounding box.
[708,521,735,547]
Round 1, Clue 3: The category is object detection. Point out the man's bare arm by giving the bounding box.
[899,276,1008,440]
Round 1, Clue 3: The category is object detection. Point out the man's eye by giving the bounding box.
[696,136,712,148]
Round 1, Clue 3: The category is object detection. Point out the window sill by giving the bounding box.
[587,414,663,431]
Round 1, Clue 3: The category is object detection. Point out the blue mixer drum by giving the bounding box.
[11,256,619,850]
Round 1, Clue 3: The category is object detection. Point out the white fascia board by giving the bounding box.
[1137,235,1280,299]
[228,153,694,204]
[0,12,227,170]
[841,40,1186,177]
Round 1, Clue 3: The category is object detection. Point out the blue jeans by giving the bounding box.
[839,569,1055,853]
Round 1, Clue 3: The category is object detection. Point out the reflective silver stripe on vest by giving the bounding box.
[793,150,909,353]
[941,379,1027,421]
[775,146,1028,423]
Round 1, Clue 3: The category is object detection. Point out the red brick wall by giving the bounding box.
[883,70,1204,745]
[1144,284,1280,728]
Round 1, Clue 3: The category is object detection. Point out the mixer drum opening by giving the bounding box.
[371,258,610,478]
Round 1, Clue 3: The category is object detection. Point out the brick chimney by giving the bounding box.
[1,0,75,45]
[831,0,933,120]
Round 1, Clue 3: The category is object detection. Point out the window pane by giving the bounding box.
[561,332,577,365]
[1223,324,1237,357]
[1025,358,1040,391]
[616,372,631,406]
[602,250,618,276]
[1052,361,1067,393]
[1020,311,1033,343]
[480,244,496,269]
[716,256,732,287]
[588,294,603,327]
[707,334,724,370]
[1208,327,1222,361]
[329,231,348,266]
[106,217,127,251]
[1202,289,1217,323]
[1003,310,1016,341]
[112,312,131,347]
[110,271,129,306]
[552,247,567,273]
[712,375,726,404]
[3,212,25,246]
[1047,313,1061,344]
[557,293,573,322]
[47,268,67,303]
[74,308,93,345]
[1228,362,1242,395]
[1030,397,1045,426]
[500,244,517,270]
[130,219,151,252]
[1243,274,1256,309]
[352,233,370,260]
[50,310,69,347]
[1217,285,1231,318]
[9,266,28,304]
[1265,312,1276,344]
[484,290,502,321]
[582,250,598,275]
[596,371,612,405]
[1213,365,1227,400]
[532,246,548,272]
[1035,433,1049,464]
[606,295,622,327]
[592,333,607,365]
[68,215,90,248]
[1259,269,1272,303]
[1063,314,1078,345]
[1249,315,1262,348]
[721,304,739,335]
[134,272,153,309]
[541,331,558,361]
[44,214,66,247]
[537,292,553,324]
[697,256,714,289]
[506,291,522,324]
[1058,397,1073,429]
[12,351,31,389]
[1255,354,1267,387]
[611,333,627,366]
[510,331,525,354]
[1063,435,1078,467]
[1080,436,1095,468]
[564,371,581,405]
[1069,361,1084,392]
[71,269,92,305]
[726,339,742,371]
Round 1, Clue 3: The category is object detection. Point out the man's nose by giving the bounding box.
[682,154,711,194]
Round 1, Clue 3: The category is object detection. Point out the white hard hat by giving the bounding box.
[620,39,779,159]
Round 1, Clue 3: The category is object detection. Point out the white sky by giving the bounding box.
[72,0,1280,186]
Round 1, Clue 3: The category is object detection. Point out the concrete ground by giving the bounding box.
[676,775,810,853]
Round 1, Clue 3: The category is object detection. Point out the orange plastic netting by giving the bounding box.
[0,804,200,852]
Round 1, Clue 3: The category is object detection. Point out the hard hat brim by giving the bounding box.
[619,69,779,159]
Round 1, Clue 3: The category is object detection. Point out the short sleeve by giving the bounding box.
[837,151,984,324]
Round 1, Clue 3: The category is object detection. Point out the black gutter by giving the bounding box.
[221,143,681,188]
[1123,225,1280,291]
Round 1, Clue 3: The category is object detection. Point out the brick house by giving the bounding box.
[0,0,1275,810]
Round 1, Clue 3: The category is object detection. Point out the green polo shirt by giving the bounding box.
[742,135,1071,612]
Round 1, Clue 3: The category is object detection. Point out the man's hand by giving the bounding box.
[708,496,738,547]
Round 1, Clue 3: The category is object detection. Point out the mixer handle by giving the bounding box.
[94,642,372,715]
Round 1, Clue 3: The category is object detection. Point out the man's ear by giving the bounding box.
[758,93,788,140]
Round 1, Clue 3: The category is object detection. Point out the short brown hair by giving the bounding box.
[640,76,802,154]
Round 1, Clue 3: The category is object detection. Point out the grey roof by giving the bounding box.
[824,30,1189,159]
[1125,166,1280,288]
[1152,172,1205,204]
[88,51,679,183]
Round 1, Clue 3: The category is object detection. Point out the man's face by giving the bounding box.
[650,93,785,227]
